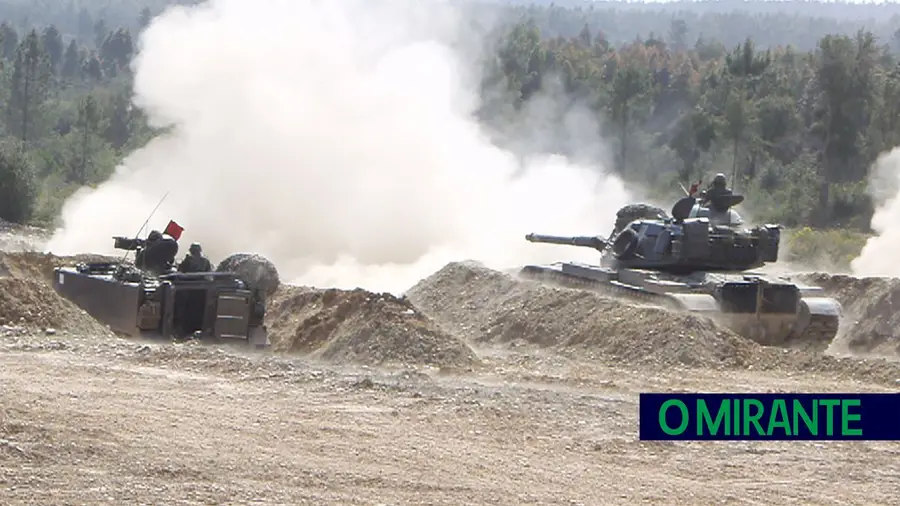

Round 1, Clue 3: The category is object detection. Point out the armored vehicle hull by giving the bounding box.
[53,260,272,348]
[519,262,841,350]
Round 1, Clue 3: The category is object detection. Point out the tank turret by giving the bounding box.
[525,193,780,275]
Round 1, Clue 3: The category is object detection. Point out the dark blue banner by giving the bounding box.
[639,393,900,440]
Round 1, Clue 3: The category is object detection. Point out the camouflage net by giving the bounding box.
[216,253,281,298]
[613,203,668,235]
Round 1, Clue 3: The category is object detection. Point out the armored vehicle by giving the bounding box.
[519,190,842,350]
[52,235,277,348]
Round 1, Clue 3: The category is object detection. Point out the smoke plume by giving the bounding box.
[851,147,900,277]
[45,0,631,294]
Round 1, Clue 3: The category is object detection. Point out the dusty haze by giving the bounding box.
[44,0,631,294]
[851,146,900,277]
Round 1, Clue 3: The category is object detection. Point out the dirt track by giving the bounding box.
[2,231,900,504]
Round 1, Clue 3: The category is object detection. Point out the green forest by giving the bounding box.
[1,0,899,267]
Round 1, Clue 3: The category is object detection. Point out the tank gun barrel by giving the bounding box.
[525,233,608,252]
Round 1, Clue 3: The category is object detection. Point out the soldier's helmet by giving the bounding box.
[712,173,727,188]
[189,242,202,255]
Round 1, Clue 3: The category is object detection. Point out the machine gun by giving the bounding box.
[113,236,147,251]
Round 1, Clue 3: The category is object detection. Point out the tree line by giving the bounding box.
[480,17,900,230]
[1,1,899,235]
[492,1,900,51]
[0,13,157,226]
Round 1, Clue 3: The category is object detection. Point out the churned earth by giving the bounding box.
[1,222,900,505]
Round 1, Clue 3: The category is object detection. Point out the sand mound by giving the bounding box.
[798,273,900,356]
[267,285,479,369]
[0,251,118,281]
[0,251,60,280]
[0,253,113,336]
[405,261,757,368]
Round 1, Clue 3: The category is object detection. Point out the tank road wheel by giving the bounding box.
[216,253,281,297]
[746,323,771,346]
[787,298,841,352]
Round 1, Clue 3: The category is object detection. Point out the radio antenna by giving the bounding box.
[121,191,170,263]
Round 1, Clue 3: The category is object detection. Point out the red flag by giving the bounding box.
[164,220,184,241]
[688,180,701,197]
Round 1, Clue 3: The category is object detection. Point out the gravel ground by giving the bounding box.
[1,332,898,506]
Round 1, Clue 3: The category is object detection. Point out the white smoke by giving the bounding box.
[45,0,631,294]
[851,147,900,277]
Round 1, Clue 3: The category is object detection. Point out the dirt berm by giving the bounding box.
[405,261,758,369]
[0,252,114,336]
[799,272,900,356]
[405,261,900,384]
[266,285,479,370]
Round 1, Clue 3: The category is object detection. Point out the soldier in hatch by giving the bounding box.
[698,173,734,212]
[693,173,745,227]
[178,242,213,273]
[134,230,159,268]
[135,230,179,275]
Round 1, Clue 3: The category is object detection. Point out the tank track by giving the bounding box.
[519,265,841,350]
[788,312,840,352]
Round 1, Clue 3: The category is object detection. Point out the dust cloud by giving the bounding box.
[44,0,631,294]
[851,147,900,277]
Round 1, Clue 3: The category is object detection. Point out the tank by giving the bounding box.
[51,235,279,348]
[519,192,842,351]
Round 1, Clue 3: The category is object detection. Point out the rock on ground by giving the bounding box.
[216,253,281,297]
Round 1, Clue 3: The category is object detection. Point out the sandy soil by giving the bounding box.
[2,240,900,505]
[2,333,899,506]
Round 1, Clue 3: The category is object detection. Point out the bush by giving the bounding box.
[783,226,870,270]
[30,173,82,228]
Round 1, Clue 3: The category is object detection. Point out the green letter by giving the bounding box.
[793,399,818,436]
[841,399,862,436]
[698,399,730,436]
[733,397,740,434]
[742,399,765,435]
[659,399,689,435]
[820,399,840,436]
[767,399,792,436]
